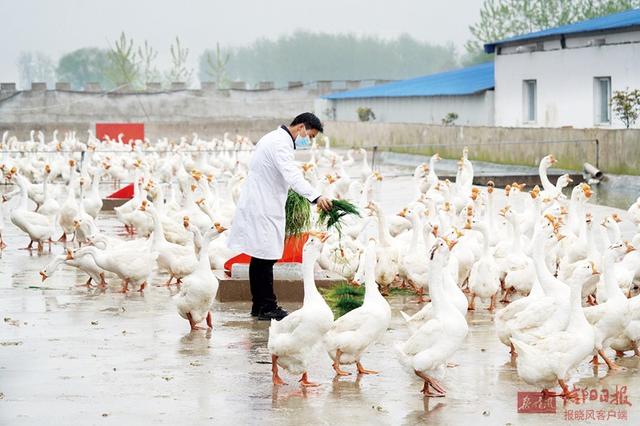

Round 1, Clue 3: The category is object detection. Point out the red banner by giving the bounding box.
[95,123,144,144]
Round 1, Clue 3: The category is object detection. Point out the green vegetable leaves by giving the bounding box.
[317,199,360,236]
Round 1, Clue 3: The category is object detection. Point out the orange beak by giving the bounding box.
[308,231,328,242]
[214,223,228,233]
[39,271,47,281]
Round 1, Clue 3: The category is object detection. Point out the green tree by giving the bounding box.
[357,107,376,122]
[56,48,111,90]
[611,88,640,128]
[465,0,640,55]
[165,36,193,85]
[137,40,160,84]
[198,31,458,87]
[204,42,231,89]
[16,51,56,89]
[106,32,140,88]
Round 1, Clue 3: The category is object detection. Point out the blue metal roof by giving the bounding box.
[485,8,640,53]
[323,62,494,100]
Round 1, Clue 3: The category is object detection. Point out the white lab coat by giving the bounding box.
[227,127,321,260]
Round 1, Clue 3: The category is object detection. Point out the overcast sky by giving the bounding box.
[0,0,483,83]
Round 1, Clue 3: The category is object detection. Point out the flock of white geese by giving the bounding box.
[1,129,640,398]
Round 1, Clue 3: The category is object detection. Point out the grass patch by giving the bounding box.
[321,282,365,318]
[388,287,416,296]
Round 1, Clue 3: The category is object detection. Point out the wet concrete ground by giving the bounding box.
[1,174,639,425]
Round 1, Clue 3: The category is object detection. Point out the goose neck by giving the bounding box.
[567,275,591,329]
[408,215,421,252]
[509,216,522,252]
[602,252,624,299]
[539,163,554,192]
[302,252,322,303]
[148,208,166,245]
[428,259,447,315]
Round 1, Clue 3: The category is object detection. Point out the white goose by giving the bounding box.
[396,238,469,397]
[504,219,571,346]
[140,202,198,286]
[58,161,80,242]
[82,168,104,219]
[400,236,468,334]
[467,220,501,311]
[324,238,391,375]
[366,201,400,291]
[268,233,334,387]
[174,224,226,331]
[10,174,52,251]
[583,242,633,370]
[511,260,597,398]
[39,249,107,288]
[71,244,158,293]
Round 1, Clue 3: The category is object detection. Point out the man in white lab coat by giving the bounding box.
[227,112,332,320]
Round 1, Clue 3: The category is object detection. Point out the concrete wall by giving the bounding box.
[0,88,316,124]
[323,121,640,175]
[0,119,285,143]
[495,29,640,129]
[317,91,495,126]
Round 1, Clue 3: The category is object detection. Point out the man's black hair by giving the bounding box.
[290,112,323,133]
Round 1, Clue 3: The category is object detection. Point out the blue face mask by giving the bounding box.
[295,134,311,150]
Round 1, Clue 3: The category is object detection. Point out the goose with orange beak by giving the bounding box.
[174,224,227,331]
[268,232,334,387]
[39,249,107,288]
[396,238,469,397]
[324,238,391,376]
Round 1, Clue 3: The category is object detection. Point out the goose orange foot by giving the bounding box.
[415,370,446,397]
[272,355,286,385]
[299,372,320,387]
[598,349,622,370]
[356,361,378,375]
[558,380,579,400]
[187,313,205,330]
[333,349,351,376]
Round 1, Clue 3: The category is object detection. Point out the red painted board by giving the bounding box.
[106,183,134,199]
[223,234,310,272]
[96,123,144,144]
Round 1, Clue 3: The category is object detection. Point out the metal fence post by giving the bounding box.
[595,139,600,169]
[371,145,378,171]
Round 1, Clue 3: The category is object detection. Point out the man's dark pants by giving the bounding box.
[249,257,278,313]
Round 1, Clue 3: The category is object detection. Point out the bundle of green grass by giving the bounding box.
[285,190,312,237]
[285,191,360,237]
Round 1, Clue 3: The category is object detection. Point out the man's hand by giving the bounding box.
[316,196,333,212]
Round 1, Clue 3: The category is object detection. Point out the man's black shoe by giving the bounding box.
[257,306,288,321]
[250,306,261,317]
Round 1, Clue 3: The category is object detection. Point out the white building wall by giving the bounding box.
[320,92,494,126]
[495,31,640,129]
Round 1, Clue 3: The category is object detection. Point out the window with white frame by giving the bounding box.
[523,80,537,123]
[594,77,611,124]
